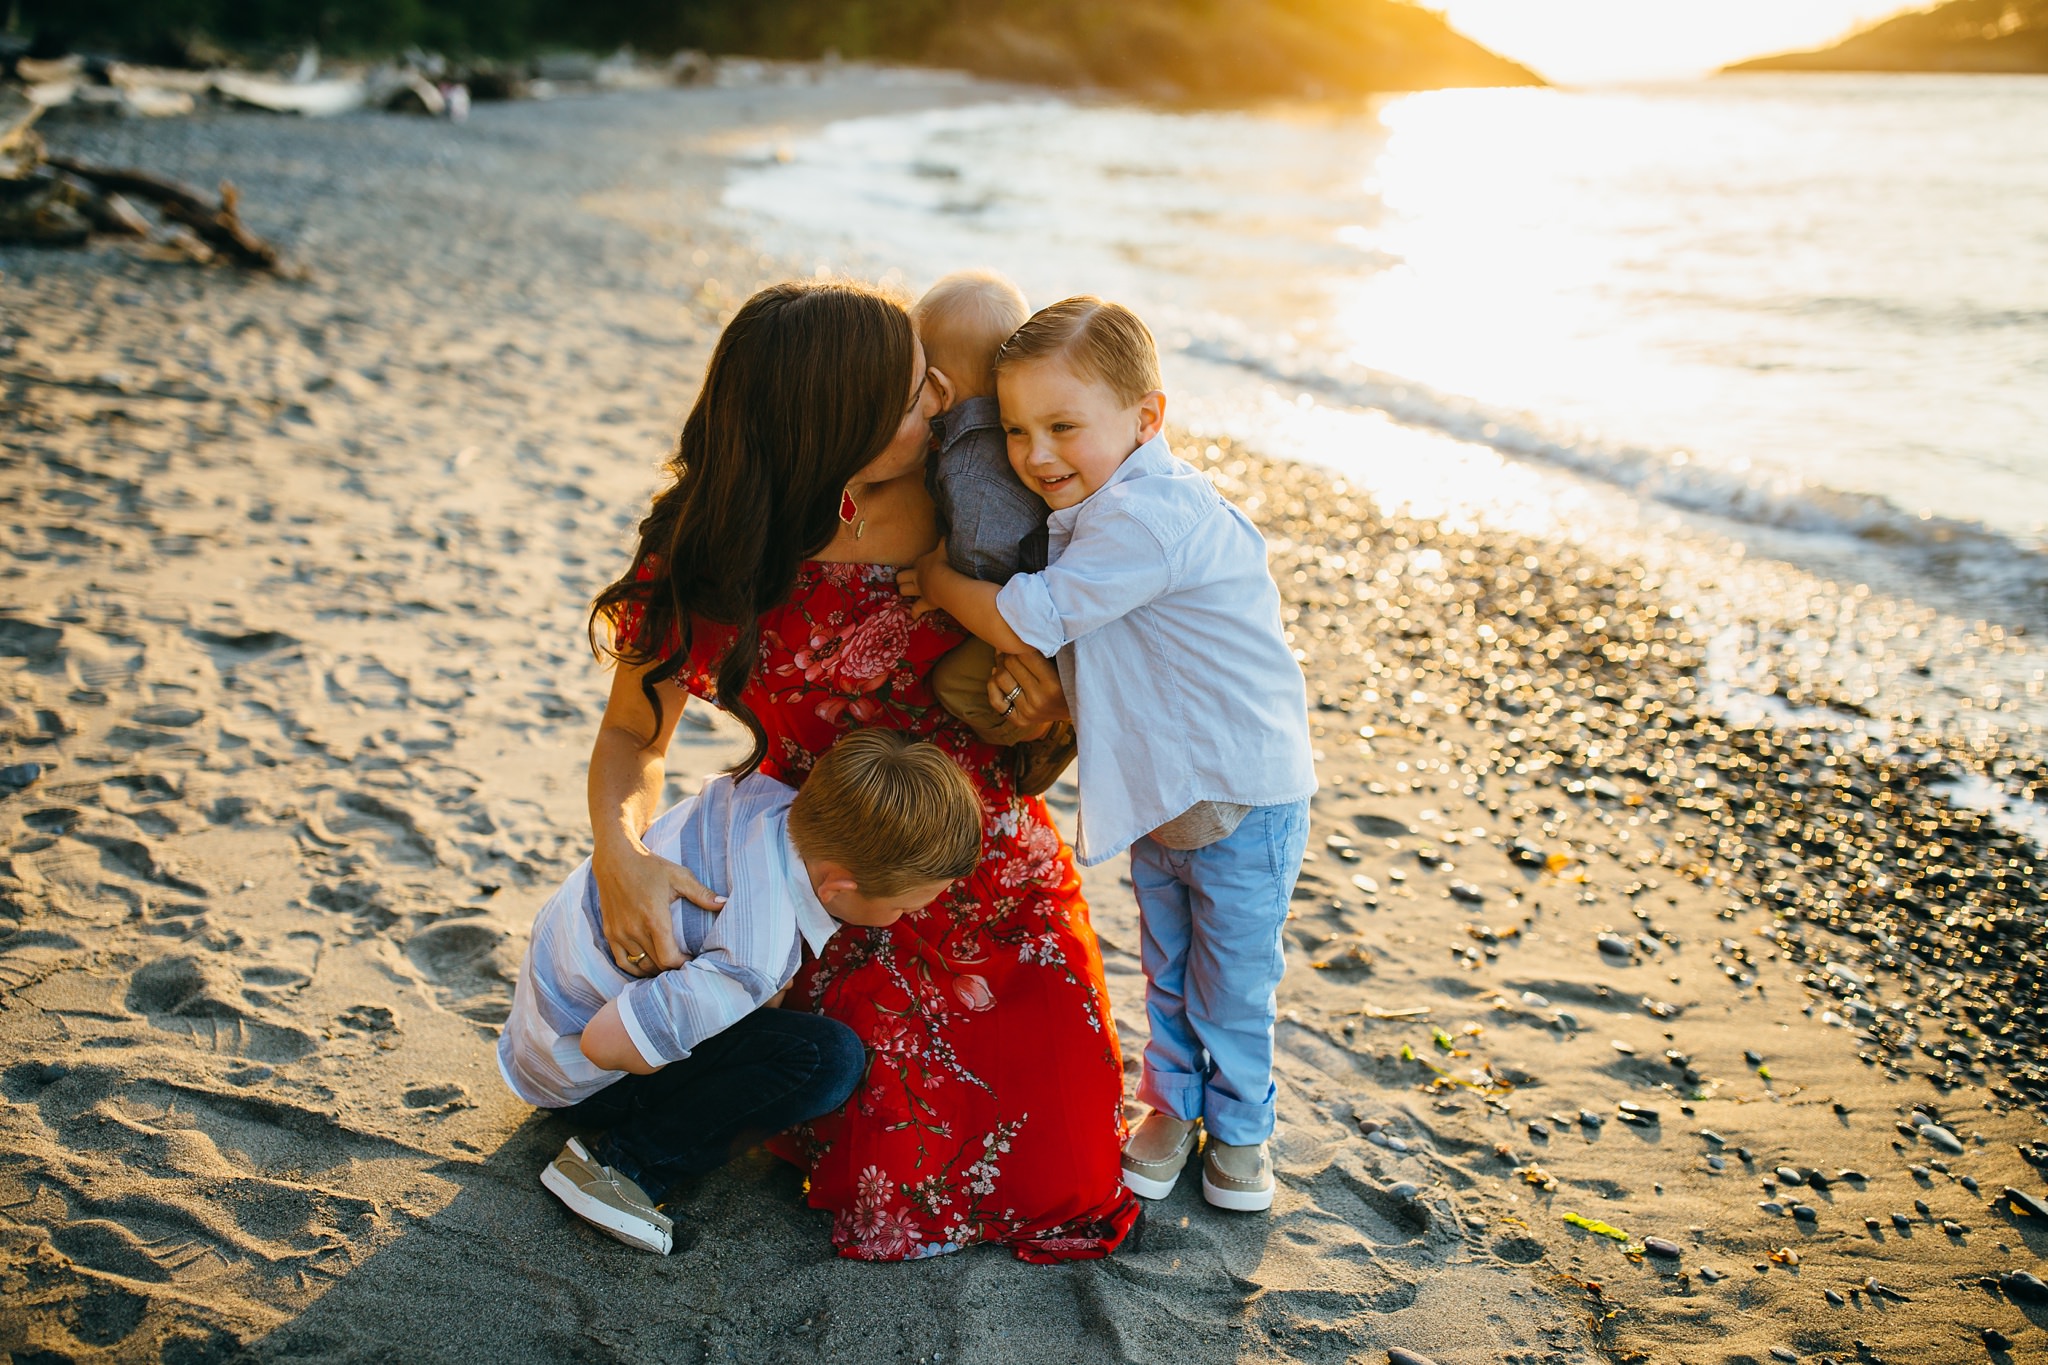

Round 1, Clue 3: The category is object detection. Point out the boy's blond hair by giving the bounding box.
[912,270,1029,394]
[788,730,983,897]
[995,295,1162,407]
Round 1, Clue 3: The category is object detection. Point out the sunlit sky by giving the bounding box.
[1428,1,1930,83]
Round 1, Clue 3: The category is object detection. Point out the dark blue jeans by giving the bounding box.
[552,1007,865,1197]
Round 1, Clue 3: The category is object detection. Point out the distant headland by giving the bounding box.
[923,0,1544,102]
[1724,0,2048,74]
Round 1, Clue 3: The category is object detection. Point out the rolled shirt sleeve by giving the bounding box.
[613,821,796,1066]
[995,503,1175,654]
[617,953,783,1066]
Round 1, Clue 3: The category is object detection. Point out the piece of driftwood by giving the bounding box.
[43,155,283,270]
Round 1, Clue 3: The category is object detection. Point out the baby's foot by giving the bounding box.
[1013,721,1077,796]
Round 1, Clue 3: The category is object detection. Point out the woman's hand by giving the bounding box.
[593,840,724,978]
[990,649,1070,728]
[588,661,724,979]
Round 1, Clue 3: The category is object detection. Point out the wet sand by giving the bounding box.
[2,68,2044,1365]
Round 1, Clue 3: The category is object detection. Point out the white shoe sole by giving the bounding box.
[1121,1164,1183,1200]
[542,1161,673,1254]
[1201,1171,1274,1212]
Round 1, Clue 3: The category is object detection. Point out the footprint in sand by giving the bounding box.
[402,918,516,1023]
[305,876,399,932]
[401,1082,473,1114]
[125,954,316,1063]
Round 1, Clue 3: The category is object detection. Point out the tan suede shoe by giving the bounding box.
[1201,1138,1274,1211]
[1120,1111,1197,1199]
[541,1137,673,1253]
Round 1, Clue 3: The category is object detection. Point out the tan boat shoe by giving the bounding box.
[541,1137,674,1254]
[1201,1138,1274,1211]
[1121,1111,1197,1200]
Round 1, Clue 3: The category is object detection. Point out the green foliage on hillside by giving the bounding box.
[1725,0,2048,74]
[14,0,1540,100]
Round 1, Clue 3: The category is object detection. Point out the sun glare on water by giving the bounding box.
[1335,87,1737,440]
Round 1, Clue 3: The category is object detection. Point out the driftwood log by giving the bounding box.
[43,155,285,271]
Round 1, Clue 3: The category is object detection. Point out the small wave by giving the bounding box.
[1184,338,2048,621]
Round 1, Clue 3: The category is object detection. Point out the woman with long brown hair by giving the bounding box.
[583,279,1139,1260]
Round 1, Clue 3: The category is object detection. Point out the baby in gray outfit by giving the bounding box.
[914,271,1074,792]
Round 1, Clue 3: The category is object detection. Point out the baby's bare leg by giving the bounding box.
[931,637,1046,746]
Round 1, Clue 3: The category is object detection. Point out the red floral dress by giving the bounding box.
[652,561,1139,1262]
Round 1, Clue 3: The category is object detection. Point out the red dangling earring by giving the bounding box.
[839,487,864,539]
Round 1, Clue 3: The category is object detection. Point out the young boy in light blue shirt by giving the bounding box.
[902,296,1316,1212]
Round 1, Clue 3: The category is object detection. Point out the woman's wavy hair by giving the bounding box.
[590,279,917,776]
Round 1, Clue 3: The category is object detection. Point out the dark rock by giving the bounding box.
[1643,1236,1682,1258]
[0,761,46,795]
[2002,1269,2048,1304]
[2003,1186,2048,1220]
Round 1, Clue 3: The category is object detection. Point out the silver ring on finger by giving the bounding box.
[1003,684,1024,705]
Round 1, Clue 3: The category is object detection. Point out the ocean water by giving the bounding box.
[722,74,2048,814]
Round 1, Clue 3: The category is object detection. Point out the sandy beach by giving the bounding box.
[3,68,2046,1365]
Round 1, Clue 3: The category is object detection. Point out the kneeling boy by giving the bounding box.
[498,729,984,1253]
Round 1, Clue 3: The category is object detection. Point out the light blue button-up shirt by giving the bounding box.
[497,773,838,1108]
[995,434,1316,865]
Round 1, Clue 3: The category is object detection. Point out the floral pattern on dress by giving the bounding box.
[651,559,1139,1263]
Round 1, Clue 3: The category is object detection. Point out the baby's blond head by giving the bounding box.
[912,270,1029,401]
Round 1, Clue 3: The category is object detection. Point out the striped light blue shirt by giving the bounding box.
[994,433,1317,866]
[496,773,838,1109]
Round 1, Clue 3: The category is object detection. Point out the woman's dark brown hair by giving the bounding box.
[591,279,916,775]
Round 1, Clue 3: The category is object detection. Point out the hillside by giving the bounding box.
[1725,0,2048,74]
[922,0,1544,101]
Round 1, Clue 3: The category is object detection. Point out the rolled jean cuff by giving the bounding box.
[1200,1083,1276,1146]
[1136,1069,1204,1124]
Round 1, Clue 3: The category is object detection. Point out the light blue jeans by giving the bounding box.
[1129,799,1309,1146]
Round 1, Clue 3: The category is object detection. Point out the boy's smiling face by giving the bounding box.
[998,356,1165,512]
